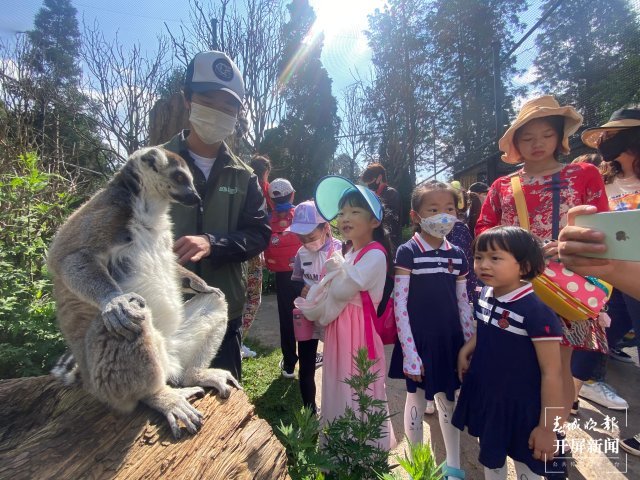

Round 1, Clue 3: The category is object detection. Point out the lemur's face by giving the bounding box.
[138,148,200,206]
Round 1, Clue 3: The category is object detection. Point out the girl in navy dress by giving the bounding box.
[452,226,564,479]
[388,181,474,480]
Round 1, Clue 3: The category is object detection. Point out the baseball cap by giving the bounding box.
[314,175,384,222]
[185,51,245,104]
[268,178,295,198]
[286,201,325,235]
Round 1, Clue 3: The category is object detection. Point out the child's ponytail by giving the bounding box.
[373,224,394,274]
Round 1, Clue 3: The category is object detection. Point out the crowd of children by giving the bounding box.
[241,96,639,480]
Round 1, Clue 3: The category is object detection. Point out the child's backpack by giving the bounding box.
[354,242,397,359]
[264,209,302,272]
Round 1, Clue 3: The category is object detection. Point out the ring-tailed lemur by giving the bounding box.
[47,147,239,438]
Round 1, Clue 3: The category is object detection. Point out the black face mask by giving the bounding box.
[367,181,379,191]
[598,128,639,162]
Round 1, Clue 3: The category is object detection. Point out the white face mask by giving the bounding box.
[419,213,457,238]
[189,103,237,145]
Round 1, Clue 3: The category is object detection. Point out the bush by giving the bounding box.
[279,348,392,480]
[0,153,76,378]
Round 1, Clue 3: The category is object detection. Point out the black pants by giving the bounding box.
[212,316,242,383]
[275,271,298,373]
[298,338,319,413]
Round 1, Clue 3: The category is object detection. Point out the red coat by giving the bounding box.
[264,209,302,272]
[475,163,609,240]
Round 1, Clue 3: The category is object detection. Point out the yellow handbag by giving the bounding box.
[510,175,612,321]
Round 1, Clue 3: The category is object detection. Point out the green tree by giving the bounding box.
[426,0,526,170]
[261,0,340,200]
[27,0,82,87]
[17,0,110,177]
[534,0,640,126]
[365,0,435,215]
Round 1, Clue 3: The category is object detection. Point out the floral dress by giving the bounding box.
[475,162,610,351]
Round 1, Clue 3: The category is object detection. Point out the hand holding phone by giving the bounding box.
[574,209,640,261]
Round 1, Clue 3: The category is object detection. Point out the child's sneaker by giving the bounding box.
[425,400,435,415]
[279,358,295,379]
[241,344,257,359]
[315,352,323,368]
[620,434,640,456]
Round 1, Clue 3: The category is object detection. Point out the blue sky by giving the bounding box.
[0,0,385,98]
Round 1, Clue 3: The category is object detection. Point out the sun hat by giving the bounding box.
[499,95,583,164]
[581,107,640,148]
[268,178,295,198]
[286,201,326,235]
[314,175,384,222]
[185,51,244,104]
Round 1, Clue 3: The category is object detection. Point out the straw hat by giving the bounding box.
[499,95,583,164]
[581,107,640,148]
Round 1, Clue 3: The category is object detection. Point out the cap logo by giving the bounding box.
[212,58,234,82]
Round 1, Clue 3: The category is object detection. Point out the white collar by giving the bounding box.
[413,232,452,252]
[486,283,534,303]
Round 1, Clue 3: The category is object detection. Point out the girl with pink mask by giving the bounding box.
[289,201,342,414]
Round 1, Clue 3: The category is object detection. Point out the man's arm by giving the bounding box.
[205,175,271,267]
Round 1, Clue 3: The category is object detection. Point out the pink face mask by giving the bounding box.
[303,237,325,252]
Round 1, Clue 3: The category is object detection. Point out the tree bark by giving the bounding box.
[148,93,189,147]
[0,376,290,480]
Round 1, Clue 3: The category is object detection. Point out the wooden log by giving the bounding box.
[0,376,290,480]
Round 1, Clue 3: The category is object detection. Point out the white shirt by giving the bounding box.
[189,149,216,180]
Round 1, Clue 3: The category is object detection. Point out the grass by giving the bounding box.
[241,339,304,438]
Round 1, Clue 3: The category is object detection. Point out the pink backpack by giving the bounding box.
[354,242,398,359]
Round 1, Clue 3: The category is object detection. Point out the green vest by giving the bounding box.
[163,132,252,320]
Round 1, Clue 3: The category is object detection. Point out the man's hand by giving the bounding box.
[174,235,211,264]
[301,284,310,298]
[558,205,613,278]
[542,240,559,261]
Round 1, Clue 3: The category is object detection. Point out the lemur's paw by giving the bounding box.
[200,368,241,398]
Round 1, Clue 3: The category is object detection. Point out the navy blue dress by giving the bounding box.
[452,284,563,474]
[388,234,468,402]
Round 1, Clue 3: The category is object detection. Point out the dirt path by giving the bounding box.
[247,294,638,479]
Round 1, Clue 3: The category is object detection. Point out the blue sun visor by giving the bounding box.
[314,175,384,222]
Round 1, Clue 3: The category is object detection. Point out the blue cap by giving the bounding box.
[314,175,384,222]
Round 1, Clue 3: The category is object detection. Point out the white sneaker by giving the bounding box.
[425,400,435,415]
[579,381,629,410]
[279,358,295,379]
[241,344,256,359]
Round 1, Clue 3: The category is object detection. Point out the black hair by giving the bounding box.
[468,181,489,194]
[410,181,458,233]
[361,162,387,182]
[273,193,294,204]
[467,192,483,237]
[472,226,545,280]
[250,155,272,182]
[338,189,393,272]
[514,115,565,159]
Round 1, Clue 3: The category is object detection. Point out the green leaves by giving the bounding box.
[0,152,72,378]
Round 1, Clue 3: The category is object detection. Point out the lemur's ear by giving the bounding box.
[140,149,159,173]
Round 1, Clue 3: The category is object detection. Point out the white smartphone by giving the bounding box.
[574,209,640,261]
